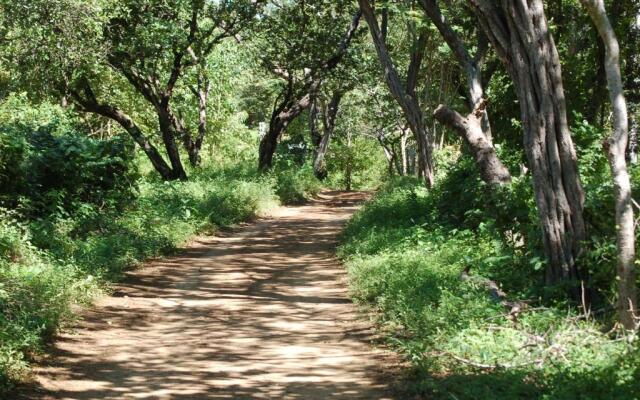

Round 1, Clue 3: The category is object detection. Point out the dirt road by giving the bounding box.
[18,191,397,400]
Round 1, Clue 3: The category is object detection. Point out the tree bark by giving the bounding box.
[378,135,401,175]
[186,72,211,167]
[581,0,637,330]
[419,0,511,185]
[309,97,322,149]
[259,91,313,171]
[629,114,638,164]
[400,129,409,175]
[70,85,177,181]
[359,0,435,187]
[71,91,176,181]
[313,91,342,180]
[469,0,587,286]
[157,105,188,180]
[434,101,511,185]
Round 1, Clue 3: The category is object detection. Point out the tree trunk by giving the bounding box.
[313,91,342,180]
[581,0,638,330]
[629,113,638,164]
[400,129,409,175]
[70,86,177,181]
[258,92,312,171]
[309,97,322,149]
[434,101,511,185]
[258,11,361,172]
[420,0,511,185]
[378,136,398,175]
[469,0,587,286]
[157,106,188,180]
[187,74,210,167]
[345,132,353,191]
[359,0,435,187]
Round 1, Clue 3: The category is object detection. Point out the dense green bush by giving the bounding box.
[0,211,98,389]
[273,163,322,204]
[339,168,640,399]
[0,98,137,215]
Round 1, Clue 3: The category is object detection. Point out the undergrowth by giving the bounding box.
[339,158,640,399]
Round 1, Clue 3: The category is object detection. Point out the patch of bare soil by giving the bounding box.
[16,191,400,400]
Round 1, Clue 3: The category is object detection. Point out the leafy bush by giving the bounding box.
[339,174,640,399]
[273,163,321,204]
[0,211,98,389]
[0,99,137,216]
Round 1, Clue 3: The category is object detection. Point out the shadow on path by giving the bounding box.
[16,191,400,400]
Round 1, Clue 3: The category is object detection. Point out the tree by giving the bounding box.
[2,0,262,180]
[580,0,637,330]
[468,0,587,287]
[358,0,435,187]
[255,2,362,171]
[419,0,511,185]
[310,90,344,180]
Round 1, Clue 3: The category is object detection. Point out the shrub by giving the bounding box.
[339,173,640,399]
[0,212,98,390]
[0,162,280,392]
[272,162,321,205]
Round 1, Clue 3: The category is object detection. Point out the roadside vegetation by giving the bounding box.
[340,148,640,399]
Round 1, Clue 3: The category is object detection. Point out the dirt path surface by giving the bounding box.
[18,191,398,400]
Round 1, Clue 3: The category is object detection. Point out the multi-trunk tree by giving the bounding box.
[581,0,637,330]
[468,0,587,288]
[358,0,435,187]
[419,0,511,186]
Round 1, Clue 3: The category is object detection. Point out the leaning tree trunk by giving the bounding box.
[359,0,435,187]
[469,0,587,286]
[313,91,343,180]
[70,84,178,181]
[187,73,210,167]
[581,0,637,329]
[434,101,510,184]
[259,115,287,172]
[258,93,312,171]
[258,11,361,172]
[420,0,511,185]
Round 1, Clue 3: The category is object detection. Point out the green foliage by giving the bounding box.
[0,168,280,392]
[0,211,99,389]
[339,175,640,399]
[0,98,281,392]
[1,0,639,397]
[0,96,138,216]
[326,133,387,191]
[273,164,322,205]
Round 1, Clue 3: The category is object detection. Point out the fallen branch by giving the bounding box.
[460,266,528,318]
[427,350,542,370]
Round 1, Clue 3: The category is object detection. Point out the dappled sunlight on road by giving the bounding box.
[19,191,398,400]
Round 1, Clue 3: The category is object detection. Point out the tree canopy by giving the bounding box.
[1,0,639,397]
